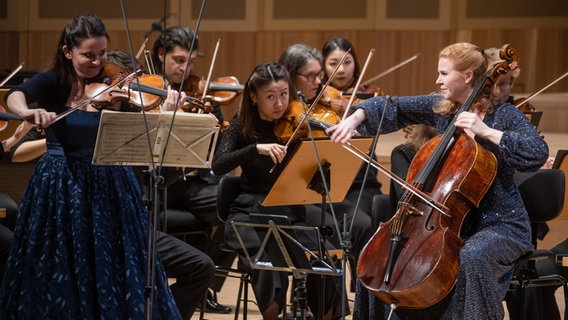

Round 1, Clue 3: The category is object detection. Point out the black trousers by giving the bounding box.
[0,190,19,281]
[156,231,215,319]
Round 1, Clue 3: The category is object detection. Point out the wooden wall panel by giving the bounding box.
[1,0,567,98]
[3,28,567,97]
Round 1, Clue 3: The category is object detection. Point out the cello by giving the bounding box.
[356,44,519,309]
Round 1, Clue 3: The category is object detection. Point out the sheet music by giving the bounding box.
[92,110,219,167]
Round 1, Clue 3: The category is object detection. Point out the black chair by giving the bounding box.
[160,186,211,252]
[132,166,211,251]
[370,194,391,230]
[210,175,252,320]
[508,169,567,320]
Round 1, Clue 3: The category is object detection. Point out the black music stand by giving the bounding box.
[92,109,219,318]
[231,214,340,320]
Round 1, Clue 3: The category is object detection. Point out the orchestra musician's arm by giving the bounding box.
[1,121,34,154]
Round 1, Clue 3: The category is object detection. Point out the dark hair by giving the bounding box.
[278,44,322,98]
[240,62,291,141]
[321,37,361,85]
[151,26,198,76]
[53,13,109,88]
[106,50,141,72]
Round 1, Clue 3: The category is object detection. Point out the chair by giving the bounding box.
[132,166,211,252]
[160,186,211,253]
[552,149,568,220]
[508,169,567,320]
[209,174,252,320]
[370,194,392,230]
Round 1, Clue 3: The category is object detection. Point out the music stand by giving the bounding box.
[523,111,543,131]
[232,214,341,319]
[92,110,219,168]
[92,109,219,317]
[262,137,373,206]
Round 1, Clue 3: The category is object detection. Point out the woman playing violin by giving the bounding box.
[0,14,181,319]
[328,42,548,319]
[212,61,344,320]
[322,37,383,99]
[278,43,374,273]
[321,36,384,215]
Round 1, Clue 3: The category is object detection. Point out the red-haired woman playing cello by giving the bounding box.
[328,43,548,319]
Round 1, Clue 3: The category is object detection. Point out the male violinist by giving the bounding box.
[151,25,234,314]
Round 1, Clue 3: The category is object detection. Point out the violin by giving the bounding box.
[129,81,210,113]
[356,44,518,309]
[84,62,166,111]
[273,98,341,143]
[181,74,243,106]
[514,97,536,113]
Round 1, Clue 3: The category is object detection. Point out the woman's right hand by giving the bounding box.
[327,108,365,143]
[257,143,287,164]
[23,108,56,128]
[7,92,56,127]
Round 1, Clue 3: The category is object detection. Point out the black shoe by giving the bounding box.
[205,290,232,314]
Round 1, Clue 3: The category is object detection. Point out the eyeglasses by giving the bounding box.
[297,70,324,83]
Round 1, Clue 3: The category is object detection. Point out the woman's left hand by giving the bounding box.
[454,111,503,145]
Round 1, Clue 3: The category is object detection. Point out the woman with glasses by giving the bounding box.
[278,44,374,279]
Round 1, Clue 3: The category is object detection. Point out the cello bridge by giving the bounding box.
[400,201,424,216]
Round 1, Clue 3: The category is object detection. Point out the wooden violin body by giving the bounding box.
[273,99,341,142]
[85,62,166,111]
[181,74,243,106]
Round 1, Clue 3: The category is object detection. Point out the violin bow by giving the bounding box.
[359,53,420,88]
[515,70,568,109]
[340,141,449,215]
[341,48,375,121]
[134,38,149,60]
[0,62,24,87]
[199,38,221,112]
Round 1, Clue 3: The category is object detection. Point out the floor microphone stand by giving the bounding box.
[141,167,164,320]
[307,161,332,320]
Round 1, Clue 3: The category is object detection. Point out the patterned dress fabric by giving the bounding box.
[352,95,548,320]
[0,71,180,319]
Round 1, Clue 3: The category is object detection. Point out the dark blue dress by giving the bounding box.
[0,71,180,319]
[352,95,548,320]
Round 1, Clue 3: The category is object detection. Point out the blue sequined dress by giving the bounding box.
[0,71,180,319]
[352,95,548,320]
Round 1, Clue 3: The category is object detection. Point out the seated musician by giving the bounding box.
[321,36,384,216]
[150,26,234,313]
[328,42,548,319]
[212,61,345,320]
[278,43,374,268]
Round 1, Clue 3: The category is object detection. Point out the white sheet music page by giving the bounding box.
[92,110,219,167]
